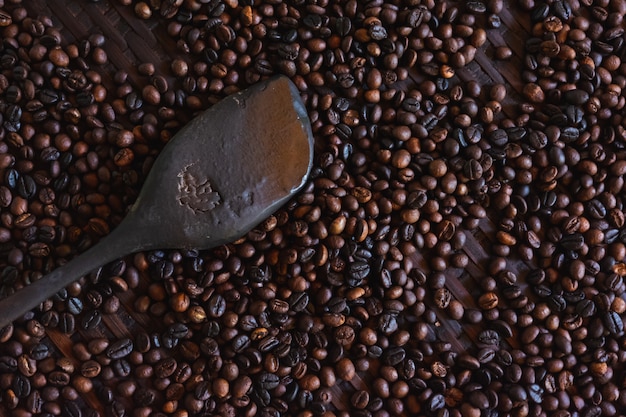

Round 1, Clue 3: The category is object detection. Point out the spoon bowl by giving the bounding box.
[0,75,314,329]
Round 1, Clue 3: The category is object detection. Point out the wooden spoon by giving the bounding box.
[0,75,313,329]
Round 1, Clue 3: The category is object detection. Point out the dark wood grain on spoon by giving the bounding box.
[0,76,314,329]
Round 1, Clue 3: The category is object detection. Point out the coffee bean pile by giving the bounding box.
[0,0,625,416]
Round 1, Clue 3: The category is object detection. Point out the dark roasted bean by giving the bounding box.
[604,311,623,334]
[29,343,50,360]
[62,400,82,417]
[106,338,134,359]
[478,330,500,345]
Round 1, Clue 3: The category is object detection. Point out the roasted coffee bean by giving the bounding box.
[560,233,584,250]
[478,330,500,345]
[81,310,101,330]
[604,311,623,334]
[402,97,420,112]
[133,387,156,406]
[112,359,131,377]
[106,338,134,359]
[502,285,522,299]
[434,288,451,309]
[58,312,75,334]
[604,273,623,292]
[62,400,82,417]
[18,354,36,377]
[206,293,226,317]
[382,346,406,366]
[13,373,31,398]
[561,126,580,142]
[232,334,250,353]
[66,297,83,315]
[16,175,36,199]
[289,292,309,312]
[29,343,50,360]
[491,320,513,338]
[256,372,280,390]
[25,390,43,413]
[495,350,512,367]
[81,360,102,378]
[154,357,177,378]
[528,384,544,404]
[464,159,483,180]
[253,388,271,407]
[254,59,273,75]
[476,348,496,363]
[0,355,17,372]
[49,370,70,386]
[581,405,602,417]
[166,323,189,339]
[587,199,607,219]
[347,261,370,286]
[469,390,489,409]
[549,294,567,312]
[575,299,596,318]
[334,17,352,36]
[478,292,499,309]
[427,393,446,412]
[0,10,11,26]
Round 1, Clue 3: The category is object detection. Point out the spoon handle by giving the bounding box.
[0,227,137,330]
